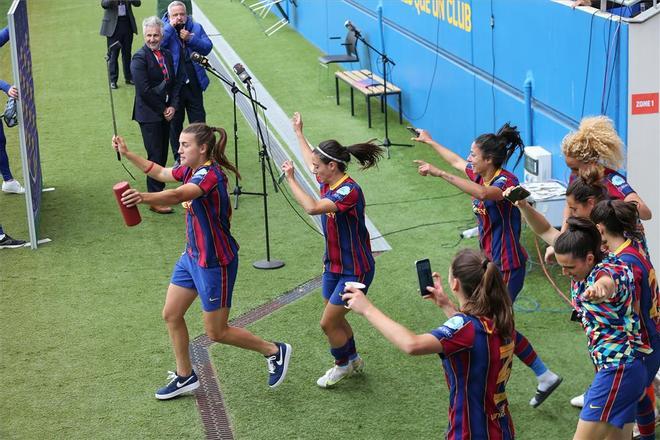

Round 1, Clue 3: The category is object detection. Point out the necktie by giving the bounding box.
[152,50,170,82]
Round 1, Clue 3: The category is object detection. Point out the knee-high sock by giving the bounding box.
[330,340,351,366]
[514,330,548,376]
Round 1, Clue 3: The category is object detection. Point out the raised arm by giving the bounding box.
[291,112,316,172]
[281,160,337,215]
[342,288,445,356]
[113,135,177,183]
[414,160,505,201]
[413,129,468,172]
[503,187,560,246]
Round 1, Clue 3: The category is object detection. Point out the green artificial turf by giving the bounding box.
[1,1,608,439]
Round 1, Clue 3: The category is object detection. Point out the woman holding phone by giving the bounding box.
[344,249,517,439]
[280,112,382,388]
[413,123,562,407]
[113,123,291,398]
[507,189,651,439]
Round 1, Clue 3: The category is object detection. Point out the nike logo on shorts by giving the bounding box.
[589,404,602,409]
[209,297,219,302]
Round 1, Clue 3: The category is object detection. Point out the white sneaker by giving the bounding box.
[570,393,584,408]
[316,364,352,388]
[2,180,25,194]
[351,356,365,374]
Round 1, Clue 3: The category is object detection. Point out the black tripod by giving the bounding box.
[192,56,284,270]
[350,27,411,158]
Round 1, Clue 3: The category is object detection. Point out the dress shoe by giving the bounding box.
[149,205,174,214]
[110,82,118,89]
[125,79,134,85]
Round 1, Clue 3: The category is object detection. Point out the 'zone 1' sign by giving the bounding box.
[631,93,659,115]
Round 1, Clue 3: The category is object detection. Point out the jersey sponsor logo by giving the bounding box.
[336,186,351,196]
[610,175,625,187]
[194,168,208,178]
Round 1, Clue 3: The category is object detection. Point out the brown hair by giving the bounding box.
[314,139,384,172]
[590,199,643,242]
[182,123,240,178]
[565,165,607,207]
[561,116,624,170]
[451,249,514,339]
[554,217,604,262]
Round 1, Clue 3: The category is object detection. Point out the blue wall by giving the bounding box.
[285,0,629,182]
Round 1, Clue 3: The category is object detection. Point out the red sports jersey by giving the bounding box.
[172,161,239,268]
[320,174,374,275]
[430,314,515,440]
[465,163,527,271]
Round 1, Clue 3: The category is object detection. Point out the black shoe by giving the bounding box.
[0,234,27,249]
[125,79,134,85]
[110,82,118,89]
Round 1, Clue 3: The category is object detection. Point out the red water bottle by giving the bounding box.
[113,181,142,227]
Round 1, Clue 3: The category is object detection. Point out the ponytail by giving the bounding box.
[474,122,525,170]
[566,165,607,205]
[450,249,514,339]
[591,199,643,242]
[554,217,604,262]
[315,139,384,172]
[181,123,240,178]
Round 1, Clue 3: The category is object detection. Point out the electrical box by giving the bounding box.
[524,146,552,183]
[522,181,566,228]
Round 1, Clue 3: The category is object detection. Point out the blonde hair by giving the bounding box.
[561,116,624,170]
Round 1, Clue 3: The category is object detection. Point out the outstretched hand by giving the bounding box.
[121,188,143,208]
[413,160,442,178]
[412,128,432,144]
[292,112,303,134]
[341,286,371,315]
[112,135,129,156]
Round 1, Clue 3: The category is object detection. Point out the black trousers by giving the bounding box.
[169,80,206,162]
[107,17,133,83]
[139,119,170,193]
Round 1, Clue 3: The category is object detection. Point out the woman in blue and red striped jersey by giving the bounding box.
[591,199,660,440]
[412,123,562,407]
[344,248,516,440]
[281,112,383,388]
[113,123,291,400]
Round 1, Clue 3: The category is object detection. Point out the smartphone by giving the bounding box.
[415,259,434,297]
[407,126,420,137]
[505,186,531,203]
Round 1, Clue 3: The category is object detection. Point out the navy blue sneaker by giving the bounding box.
[155,370,200,400]
[266,342,291,388]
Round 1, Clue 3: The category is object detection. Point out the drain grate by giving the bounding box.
[189,276,322,439]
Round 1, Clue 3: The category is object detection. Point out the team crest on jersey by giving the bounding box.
[494,176,507,186]
[610,175,625,186]
[336,186,351,196]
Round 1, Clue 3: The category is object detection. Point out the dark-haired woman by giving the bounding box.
[510,193,651,439]
[113,123,291,399]
[591,200,660,440]
[413,124,562,407]
[343,249,516,439]
[281,112,382,388]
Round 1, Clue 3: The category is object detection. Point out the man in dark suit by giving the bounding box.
[100,0,141,89]
[131,16,182,214]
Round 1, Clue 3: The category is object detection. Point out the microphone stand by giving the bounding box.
[195,59,284,270]
[350,28,411,159]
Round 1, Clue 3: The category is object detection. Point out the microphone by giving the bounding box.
[344,20,355,31]
[233,63,252,85]
[190,52,210,67]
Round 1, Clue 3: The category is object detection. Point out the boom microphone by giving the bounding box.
[190,52,210,67]
[344,20,360,37]
[233,63,252,85]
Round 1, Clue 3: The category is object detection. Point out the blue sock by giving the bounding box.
[530,357,548,377]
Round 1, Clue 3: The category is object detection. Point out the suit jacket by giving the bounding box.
[99,0,141,37]
[130,45,182,124]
